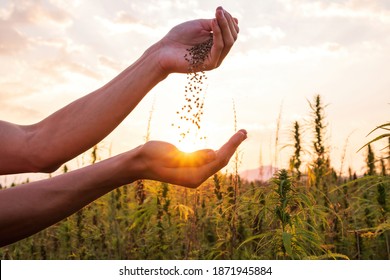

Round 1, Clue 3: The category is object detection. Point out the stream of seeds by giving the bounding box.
[172,33,213,145]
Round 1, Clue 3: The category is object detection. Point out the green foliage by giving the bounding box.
[358,122,390,157]
[1,95,389,260]
[0,171,387,260]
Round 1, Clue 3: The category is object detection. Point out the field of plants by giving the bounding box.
[1,95,389,260]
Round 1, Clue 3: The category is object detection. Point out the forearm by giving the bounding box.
[25,44,167,173]
[0,129,247,246]
[2,7,238,175]
[0,148,140,247]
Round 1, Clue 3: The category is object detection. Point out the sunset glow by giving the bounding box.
[1,0,390,183]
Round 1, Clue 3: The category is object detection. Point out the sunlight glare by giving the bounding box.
[176,133,207,153]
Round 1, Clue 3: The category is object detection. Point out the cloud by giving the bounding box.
[94,0,206,38]
[0,81,40,101]
[35,55,102,82]
[0,99,41,123]
[0,0,72,55]
[29,34,103,82]
[98,55,124,72]
[95,14,161,37]
[247,26,286,41]
[114,11,141,25]
[280,0,390,22]
[0,21,28,54]
[0,80,43,123]
[0,0,72,25]
[237,0,390,56]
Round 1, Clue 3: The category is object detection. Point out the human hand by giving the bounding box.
[156,6,239,74]
[134,129,247,188]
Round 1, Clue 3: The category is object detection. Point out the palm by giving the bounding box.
[157,7,239,74]
[137,129,247,188]
[140,141,214,169]
[158,19,214,73]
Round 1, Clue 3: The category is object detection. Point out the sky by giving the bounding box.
[1,0,389,183]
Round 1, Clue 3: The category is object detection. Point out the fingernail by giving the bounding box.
[239,129,247,135]
[239,130,248,140]
[217,6,225,17]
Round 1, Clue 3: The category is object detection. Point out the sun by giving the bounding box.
[168,120,208,153]
[176,134,207,153]
[177,140,199,153]
[170,110,208,153]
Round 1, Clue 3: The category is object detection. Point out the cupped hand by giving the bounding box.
[157,6,239,74]
[136,129,247,188]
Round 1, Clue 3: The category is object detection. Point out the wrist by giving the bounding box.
[114,146,145,186]
[143,41,171,78]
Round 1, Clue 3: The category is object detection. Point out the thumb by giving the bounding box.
[216,129,247,165]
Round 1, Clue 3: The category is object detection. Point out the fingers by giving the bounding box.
[209,18,223,69]
[176,149,216,167]
[221,8,239,42]
[177,129,246,170]
[215,129,247,167]
[210,6,239,68]
[153,130,247,188]
[184,129,247,188]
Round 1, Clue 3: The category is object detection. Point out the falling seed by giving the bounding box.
[173,33,213,142]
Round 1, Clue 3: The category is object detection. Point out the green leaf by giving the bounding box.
[357,133,390,153]
[282,232,293,257]
[366,122,390,136]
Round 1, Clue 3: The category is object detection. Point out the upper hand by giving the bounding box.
[135,129,247,188]
[156,6,239,74]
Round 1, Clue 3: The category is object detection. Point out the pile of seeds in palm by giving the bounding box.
[172,33,213,144]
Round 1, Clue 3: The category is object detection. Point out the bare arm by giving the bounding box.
[0,49,164,174]
[0,130,247,247]
[0,7,239,175]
